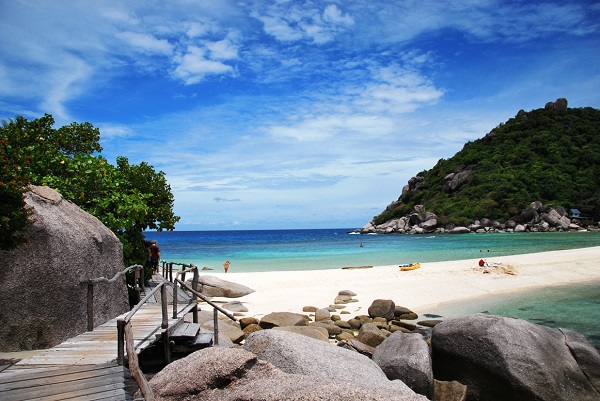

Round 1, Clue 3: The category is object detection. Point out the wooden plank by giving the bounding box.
[0,363,121,386]
[0,364,131,401]
[171,322,200,338]
[192,333,213,346]
[0,275,207,401]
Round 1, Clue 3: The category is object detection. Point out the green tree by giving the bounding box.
[0,114,179,268]
[0,134,33,250]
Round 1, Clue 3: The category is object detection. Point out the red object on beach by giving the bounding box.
[479,259,485,267]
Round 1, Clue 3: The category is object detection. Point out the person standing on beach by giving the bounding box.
[149,240,160,273]
[223,260,230,273]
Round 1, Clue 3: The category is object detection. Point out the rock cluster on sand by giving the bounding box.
[153,289,600,401]
[169,276,600,400]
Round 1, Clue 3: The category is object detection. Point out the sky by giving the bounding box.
[2,1,600,231]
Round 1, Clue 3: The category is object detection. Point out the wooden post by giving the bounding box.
[180,265,187,284]
[117,319,125,366]
[168,262,173,283]
[86,283,94,331]
[140,265,145,291]
[125,322,155,400]
[134,267,141,304]
[213,308,219,346]
[172,280,178,319]
[163,330,171,365]
[161,284,168,329]
[192,268,199,323]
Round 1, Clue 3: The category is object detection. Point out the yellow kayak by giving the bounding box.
[400,263,421,271]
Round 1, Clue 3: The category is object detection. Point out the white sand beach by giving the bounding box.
[204,246,600,319]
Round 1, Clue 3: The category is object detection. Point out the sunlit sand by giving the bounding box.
[202,246,600,319]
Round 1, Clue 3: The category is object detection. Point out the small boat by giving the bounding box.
[400,263,421,271]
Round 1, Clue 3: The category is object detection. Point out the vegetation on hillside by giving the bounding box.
[374,105,600,227]
[0,114,179,273]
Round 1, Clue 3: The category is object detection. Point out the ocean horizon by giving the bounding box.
[145,228,600,273]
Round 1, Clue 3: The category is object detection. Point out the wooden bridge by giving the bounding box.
[0,262,236,401]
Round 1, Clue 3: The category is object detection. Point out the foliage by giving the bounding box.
[0,114,179,269]
[0,137,33,249]
[374,106,600,226]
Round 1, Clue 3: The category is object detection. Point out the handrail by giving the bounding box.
[114,258,240,400]
[83,264,155,400]
[117,281,168,401]
[174,276,236,347]
[176,278,237,322]
[80,264,144,331]
[80,264,141,285]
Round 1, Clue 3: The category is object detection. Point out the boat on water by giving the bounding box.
[400,262,421,271]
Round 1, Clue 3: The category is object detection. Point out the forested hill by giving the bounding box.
[371,99,600,229]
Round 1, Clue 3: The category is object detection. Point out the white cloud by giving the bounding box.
[116,31,174,55]
[206,37,239,60]
[172,46,235,84]
[323,4,354,26]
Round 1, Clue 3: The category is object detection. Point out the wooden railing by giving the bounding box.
[161,262,238,345]
[84,261,238,400]
[116,282,167,400]
[80,264,144,331]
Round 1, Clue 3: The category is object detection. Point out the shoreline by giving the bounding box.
[205,246,600,319]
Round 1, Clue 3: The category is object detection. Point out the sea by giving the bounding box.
[144,229,600,350]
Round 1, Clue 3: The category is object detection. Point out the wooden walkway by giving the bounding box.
[0,275,200,400]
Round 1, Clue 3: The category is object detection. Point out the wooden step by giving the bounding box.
[170,322,200,339]
[191,333,213,347]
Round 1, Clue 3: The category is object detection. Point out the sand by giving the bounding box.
[203,246,600,319]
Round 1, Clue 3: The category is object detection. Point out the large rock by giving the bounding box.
[196,275,255,298]
[443,169,472,193]
[357,322,388,348]
[274,326,329,342]
[259,311,307,329]
[373,332,434,398]
[148,347,428,400]
[368,299,396,320]
[0,186,128,351]
[243,329,428,399]
[195,310,239,345]
[432,314,600,401]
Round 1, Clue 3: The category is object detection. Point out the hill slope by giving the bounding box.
[370,99,600,231]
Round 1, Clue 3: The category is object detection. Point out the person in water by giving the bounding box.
[223,260,230,273]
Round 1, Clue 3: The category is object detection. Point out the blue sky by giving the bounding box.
[2,1,600,231]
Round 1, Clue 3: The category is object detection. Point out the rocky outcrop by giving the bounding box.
[149,287,599,401]
[355,200,578,235]
[443,168,473,194]
[545,97,568,111]
[0,186,128,351]
[373,332,434,398]
[147,346,428,400]
[432,314,600,401]
[243,329,427,399]
[194,275,255,298]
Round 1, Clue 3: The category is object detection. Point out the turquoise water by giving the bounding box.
[144,229,600,350]
[144,229,600,273]
[429,280,600,351]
